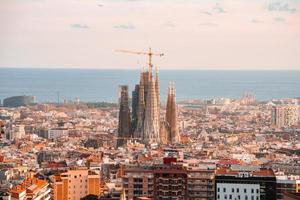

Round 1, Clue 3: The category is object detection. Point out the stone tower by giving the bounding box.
[165,82,180,144]
[117,85,131,147]
[143,69,160,144]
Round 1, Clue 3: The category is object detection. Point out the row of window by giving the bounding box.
[217,194,259,200]
[217,187,259,194]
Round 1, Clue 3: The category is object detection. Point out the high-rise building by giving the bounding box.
[5,124,25,141]
[52,168,101,200]
[117,85,132,147]
[272,106,285,129]
[271,105,300,128]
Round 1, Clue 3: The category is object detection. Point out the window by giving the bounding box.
[251,189,254,193]
[244,189,247,193]
[218,188,220,192]
[245,195,248,200]
[256,189,259,194]
[251,196,254,200]
[238,195,240,200]
[229,195,232,199]
[223,188,226,192]
[217,195,220,199]
[232,188,234,193]
[225,195,227,199]
[237,188,239,193]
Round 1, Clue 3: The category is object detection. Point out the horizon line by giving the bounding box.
[1,67,300,71]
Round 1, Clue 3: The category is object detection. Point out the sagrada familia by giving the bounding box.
[117,53,180,147]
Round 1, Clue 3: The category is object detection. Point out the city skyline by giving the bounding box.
[1,0,300,70]
[1,1,300,200]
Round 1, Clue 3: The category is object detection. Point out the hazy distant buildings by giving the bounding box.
[3,95,35,108]
[271,105,299,128]
[47,128,68,139]
[117,85,132,147]
[5,124,25,141]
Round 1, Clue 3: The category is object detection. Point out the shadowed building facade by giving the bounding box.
[117,85,132,147]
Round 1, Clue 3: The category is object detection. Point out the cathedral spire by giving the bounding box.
[165,82,179,144]
[134,70,145,138]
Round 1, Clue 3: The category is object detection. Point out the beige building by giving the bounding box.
[53,168,101,200]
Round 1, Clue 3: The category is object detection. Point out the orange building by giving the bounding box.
[10,177,51,200]
[53,168,101,200]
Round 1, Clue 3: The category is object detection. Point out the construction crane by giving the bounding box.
[115,48,164,71]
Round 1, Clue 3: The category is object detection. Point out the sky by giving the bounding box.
[0,0,300,70]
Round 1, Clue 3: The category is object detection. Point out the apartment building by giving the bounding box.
[215,168,276,200]
[52,168,100,200]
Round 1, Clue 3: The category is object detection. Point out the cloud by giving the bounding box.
[113,23,135,30]
[200,11,212,16]
[267,2,296,13]
[273,17,286,22]
[199,22,218,27]
[213,3,225,14]
[164,21,176,28]
[251,19,263,23]
[71,24,89,29]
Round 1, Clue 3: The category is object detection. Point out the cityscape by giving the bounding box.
[0,52,299,200]
[1,0,300,200]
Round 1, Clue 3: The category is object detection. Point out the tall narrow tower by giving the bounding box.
[143,68,160,144]
[155,66,161,133]
[165,82,180,144]
[134,71,146,138]
[117,85,131,147]
[131,84,139,133]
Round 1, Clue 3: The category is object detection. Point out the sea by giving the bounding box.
[0,68,299,103]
